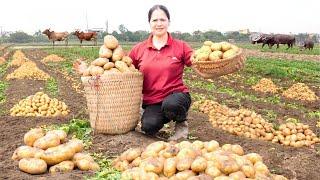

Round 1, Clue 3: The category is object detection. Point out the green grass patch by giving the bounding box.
[0,63,9,78]
[244,57,320,83]
[45,78,59,97]
[0,81,9,104]
[87,153,121,180]
[308,111,320,119]
[44,119,92,149]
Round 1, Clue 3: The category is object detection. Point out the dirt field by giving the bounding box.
[0,49,319,180]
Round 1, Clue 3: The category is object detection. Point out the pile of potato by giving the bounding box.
[192,41,240,63]
[12,128,99,175]
[10,92,70,117]
[41,54,65,63]
[113,140,287,179]
[192,100,222,114]
[252,78,279,93]
[209,106,275,141]
[6,61,51,80]
[10,50,27,67]
[81,35,138,77]
[271,122,320,147]
[282,83,318,101]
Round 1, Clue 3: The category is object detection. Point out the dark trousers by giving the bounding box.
[141,92,191,135]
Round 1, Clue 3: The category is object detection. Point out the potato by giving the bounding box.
[112,45,124,62]
[178,141,193,149]
[205,166,222,178]
[211,43,222,51]
[121,148,142,162]
[41,144,76,165]
[130,157,142,167]
[19,158,47,174]
[191,156,207,172]
[222,49,237,59]
[188,174,212,180]
[220,42,232,52]
[24,128,44,146]
[214,176,232,180]
[204,140,219,152]
[72,153,94,165]
[176,157,193,171]
[241,164,255,178]
[49,161,74,174]
[77,159,100,171]
[103,62,115,70]
[229,171,246,179]
[146,141,167,153]
[245,153,263,165]
[114,160,129,171]
[271,174,288,180]
[91,57,109,67]
[177,148,196,159]
[104,35,119,50]
[231,145,244,156]
[175,170,196,180]
[163,157,177,177]
[121,167,140,180]
[217,158,240,175]
[89,66,104,76]
[192,140,204,150]
[209,51,222,61]
[254,162,269,175]
[46,130,67,142]
[33,133,60,150]
[203,41,213,46]
[128,64,137,72]
[12,146,44,160]
[99,45,113,59]
[141,157,163,174]
[163,145,179,158]
[65,138,84,153]
[115,61,130,73]
[122,56,133,66]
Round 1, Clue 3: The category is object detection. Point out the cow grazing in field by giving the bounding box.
[272,34,295,49]
[73,30,97,46]
[42,29,69,47]
[250,33,274,48]
[302,39,314,50]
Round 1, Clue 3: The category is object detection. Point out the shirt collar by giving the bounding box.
[147,32,173,49]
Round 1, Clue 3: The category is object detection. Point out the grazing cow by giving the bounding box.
[73,30,97,46]
[302,39,314,50]
[250,33,274,48]
[272,34,295,49]
[42,28,69,47]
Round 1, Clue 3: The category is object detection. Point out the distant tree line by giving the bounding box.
[0,24,318,44]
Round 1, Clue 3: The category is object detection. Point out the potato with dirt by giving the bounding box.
[12,146,44,160]
[33,133,60,150]
[24,128,44,146]
[18,158,47,174]
[49,160,74,174]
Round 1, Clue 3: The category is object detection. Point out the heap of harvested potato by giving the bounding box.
[6,61,50,80]
[81,35,138,77]
[271,122,319,147]
[252,78,279,93]
[10,50,27,67]
[282,83,318,101]
[41,54,65,63]
[192,100,222,114]
[209,106,275,141]
[113,140,287,179]
[10,92,70,117]
[192,41,240,63]
[12,128,99,175]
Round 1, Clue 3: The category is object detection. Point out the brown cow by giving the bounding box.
[42,28,69,47]
[73,30,97,46]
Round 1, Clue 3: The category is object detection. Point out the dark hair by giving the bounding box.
[148,5,170,22]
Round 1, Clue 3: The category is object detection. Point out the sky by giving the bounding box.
[0,0,319,35]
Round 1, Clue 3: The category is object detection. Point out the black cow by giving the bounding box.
[302,39,314,50]
[272,34,295,49]
[250,33,274,48]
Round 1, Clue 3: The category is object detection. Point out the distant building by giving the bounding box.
[239,29,250,34]
[88,28,104,32]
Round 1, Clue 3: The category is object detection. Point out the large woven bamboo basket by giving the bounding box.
[192,49,246,78]
[81,72,143,134]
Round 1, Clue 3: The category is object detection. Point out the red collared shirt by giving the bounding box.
[129,33,193,105]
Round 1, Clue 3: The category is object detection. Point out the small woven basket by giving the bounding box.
[81,72,143,134]
[192,49,246,78]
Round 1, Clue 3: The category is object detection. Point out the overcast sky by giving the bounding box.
[0,0,319,35]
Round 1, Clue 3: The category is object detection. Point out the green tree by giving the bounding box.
[8,31,33,43]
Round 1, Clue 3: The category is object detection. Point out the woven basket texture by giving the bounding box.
[193,49,246,78]
[81,72,143,134]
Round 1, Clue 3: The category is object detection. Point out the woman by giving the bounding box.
[129,4,205,141]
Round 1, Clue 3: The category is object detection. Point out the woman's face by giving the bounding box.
[149,9,169,37]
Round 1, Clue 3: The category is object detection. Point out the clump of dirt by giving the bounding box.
[252,78,279,93]
[282,83,319,101]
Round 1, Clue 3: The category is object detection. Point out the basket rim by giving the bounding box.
[192,48,244,65]
[81,71,143,81]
